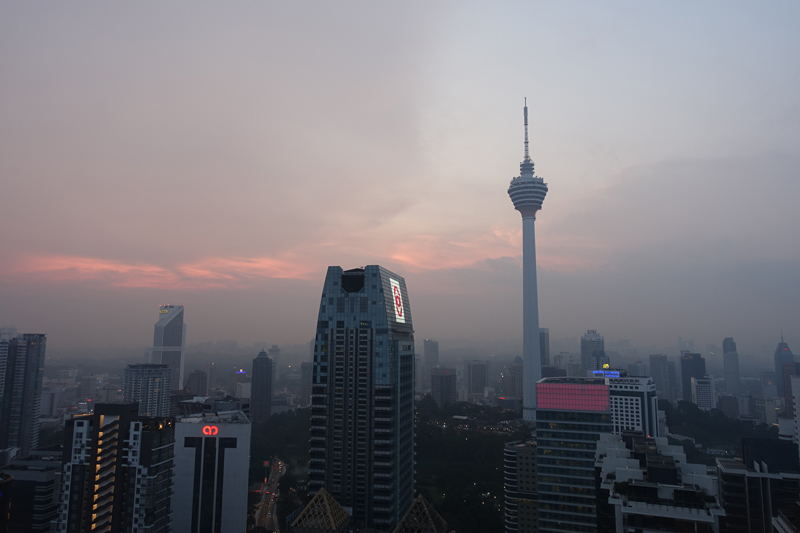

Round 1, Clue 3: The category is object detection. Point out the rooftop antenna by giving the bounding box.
[523,98,530,161]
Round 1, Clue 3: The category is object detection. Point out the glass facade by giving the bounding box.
[535,378,612,533]
[309,266,415,531]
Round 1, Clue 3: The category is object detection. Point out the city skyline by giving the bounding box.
[1,2,799,354]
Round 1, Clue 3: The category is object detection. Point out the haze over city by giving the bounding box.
[1,2,798,358]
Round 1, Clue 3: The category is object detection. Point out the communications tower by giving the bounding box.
[508,100,548,422]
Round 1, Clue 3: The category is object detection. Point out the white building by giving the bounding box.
[123,364,171,417]
[607,375,659,437]
[172,408,251,533]
[691,376,715,411]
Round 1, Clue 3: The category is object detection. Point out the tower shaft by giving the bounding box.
[522,216,541,421]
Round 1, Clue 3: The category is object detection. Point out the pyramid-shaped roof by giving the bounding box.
[291,488,351,532]
[392,495,448,533]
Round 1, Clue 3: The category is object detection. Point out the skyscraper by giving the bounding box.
[539,328,550,367]
[691,377,716,410]
[775,334,795,398]
[423,339,439,392]
[536,377,612,531]
[466,360,489,395]
[122,363,172,417]
[680,352,706,403]
[309,266,415,531]
[507,100,548,422]
[147,304,186,390]
[607,375,659,437]
[186,369,208,396]
[172,401,251,533]
[503,440,537,533]
[722,337,741,395]
[580,330,605,374]
[56,403,175,533]
[251,349,274,424]
[431,368,457,409]
[300,361,313,407]
[649,354,671,402]
[504,357,524,399]
[0,332,46,454]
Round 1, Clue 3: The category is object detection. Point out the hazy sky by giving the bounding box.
[2,2,799,357]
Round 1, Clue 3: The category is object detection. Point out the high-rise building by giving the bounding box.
[309,266,415,531]
[55,403,175,533]
[596,433,724,532]
[692,377,716,410]
[123,364,172,417]
[0,333,46,454]
[717,438,800,533]
[268,345,281,381]
[775,334,795,398]
[680,352,706,402]
[536,377,612,532]
[627,361,648,377]
[607,375,659,437]
[649,354,672,402]
[504,440,537,533]
[723,337,741,396]
[251,349,273,424]
[186,369,208,396]
[761,371,778,398]
[431,368,457,409]
[580,330,605,374]
[172,403,251,533]
[466,360,489,395]
[147,304,186,390]
[423,339,439,392]
[300,362,313,407]
[0,447,62,532]
[539,328,550,367]
[507,101,548,422]
[504,357,524,398]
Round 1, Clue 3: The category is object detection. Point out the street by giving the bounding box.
[255,458,286,532]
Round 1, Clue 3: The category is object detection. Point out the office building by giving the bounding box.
[762,371,778,399]
[507,101,548,422]
[580,330,605,374]
[504,440,537,533]
[692,377,716,410]
[423,339,439,392]
[627,361,647,377]
[723,337,741,396]
[680,352,706,403]
[309,266,415,530]
[648,354,672,402]
[596,433,724,532]
[55,403,174,533]
[536,377,612,532]
[717,438,800,533]
[607,375,659,437]
[0,333,46,454]
[466,360,489,395]
[250,349,274,424]
[300,362,312,407]
[431,368,457,409]
[504,357,524,398]
[0,447,62,532]
[539,328,550,367]
[172,403,251,533]
[775,334,795,398]
[123,364,172,417]
[147,304,186,390]
[186,370,208,396]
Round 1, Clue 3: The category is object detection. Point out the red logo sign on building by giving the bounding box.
[389,278,405,324]
[202,425,219,436]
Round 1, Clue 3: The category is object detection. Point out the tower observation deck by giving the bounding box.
[508,100,548,422]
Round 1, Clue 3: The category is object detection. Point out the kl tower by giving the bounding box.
[508,99,548,422]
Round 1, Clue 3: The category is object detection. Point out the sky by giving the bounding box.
[1,1,799,358]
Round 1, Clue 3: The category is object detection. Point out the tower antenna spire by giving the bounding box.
[523,98,530,161]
